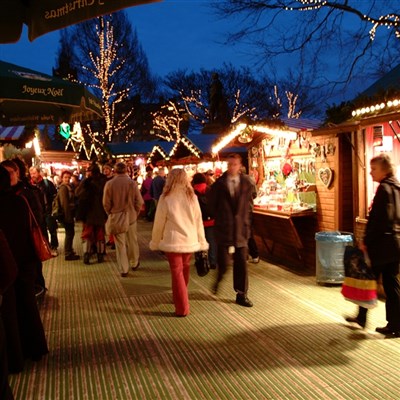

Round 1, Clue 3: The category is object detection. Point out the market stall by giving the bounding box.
[250,123,319,271]
[212,119,321,272]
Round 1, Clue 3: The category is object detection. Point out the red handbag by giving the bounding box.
[22,196,53,262]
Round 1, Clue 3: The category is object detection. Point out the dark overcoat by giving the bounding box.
[208,172,254,247]
[364,175,400,266]
[0,191,48,370]
[75,174,108,226]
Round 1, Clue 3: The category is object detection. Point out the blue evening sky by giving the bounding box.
[0,0,250,78]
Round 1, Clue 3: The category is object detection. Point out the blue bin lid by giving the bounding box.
[315,231,353,242]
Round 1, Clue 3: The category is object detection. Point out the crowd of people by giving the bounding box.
[0,153,259,388]
[2,151,400,398]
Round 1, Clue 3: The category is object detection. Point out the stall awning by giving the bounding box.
[0,125,25,141]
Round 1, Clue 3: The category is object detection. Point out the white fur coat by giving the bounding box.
[149,188,209,253]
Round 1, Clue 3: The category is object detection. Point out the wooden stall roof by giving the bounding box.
[313,111,400,137]
[40,150,78,164]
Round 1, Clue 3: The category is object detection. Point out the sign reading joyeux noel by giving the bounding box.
[0,59,103,126]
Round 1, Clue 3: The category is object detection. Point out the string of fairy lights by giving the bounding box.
[352,98,400,118]
[284,1,400,40]
[211,123,298,155]
[83,17,133,142]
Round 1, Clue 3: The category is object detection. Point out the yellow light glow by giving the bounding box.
[33,137,41,156]
[211,122,298,155]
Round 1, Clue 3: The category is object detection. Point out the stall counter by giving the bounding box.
[253,208,317,273]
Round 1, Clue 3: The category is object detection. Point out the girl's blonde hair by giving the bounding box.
[162,168,194,198]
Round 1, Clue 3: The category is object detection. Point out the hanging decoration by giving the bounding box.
[373,125,383,147]
[318,167,333,188]
[238,126,254,143]
[64,122,103,159]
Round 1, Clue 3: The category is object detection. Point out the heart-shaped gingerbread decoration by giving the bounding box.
[318,167,333,188]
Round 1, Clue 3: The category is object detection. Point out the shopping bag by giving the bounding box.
[341,245,377,309]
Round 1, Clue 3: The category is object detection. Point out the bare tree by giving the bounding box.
[163,63,320,129]
[163,64,303,129]
[61,11,158,142]
[53,30,78,81]
[212,1,400,100]
[152,101,184,142]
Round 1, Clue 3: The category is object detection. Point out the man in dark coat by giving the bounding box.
[208,153,255,307]
[346,154,400,336]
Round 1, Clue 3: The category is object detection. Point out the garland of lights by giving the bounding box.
[211,123,297,154]
[82,17,133,142]
[64,122,103,160]
[352,98,400,118]
[169,136,201,159]
[284,1,400,41]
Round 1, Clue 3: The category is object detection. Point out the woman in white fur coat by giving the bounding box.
[149,168,209,317]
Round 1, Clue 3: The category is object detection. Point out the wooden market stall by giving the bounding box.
[312,63,400,293]
[212,119,321,274]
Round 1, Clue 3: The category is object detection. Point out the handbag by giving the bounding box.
[341,245,377,309]
[194,251,210,277]
[22,196,53,262]
[105,210,129,235]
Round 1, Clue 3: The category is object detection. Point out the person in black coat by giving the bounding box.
[208,153,255,307]
[1,159,47,295]
[0,165,49,372]
[0,229,17,399]
[346,154,400,336]
[75,164,108,264]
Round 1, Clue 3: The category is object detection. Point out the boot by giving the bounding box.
[83,241,92,265]
[97,241,105,263]
[83,252,90,265]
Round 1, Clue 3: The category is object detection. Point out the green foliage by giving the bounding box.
[324,102,354,124]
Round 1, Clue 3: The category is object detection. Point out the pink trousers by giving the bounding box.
[166,252,192,316]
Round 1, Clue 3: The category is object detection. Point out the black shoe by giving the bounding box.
[236,294,253,307]
[97,253,104,263]
[386,331,400,338]
[345,316,366,328]
[65,254,80,261]
[121,272,128,278]
[211,281,219,295]
[375,325,400,337]
[131,261,140,271]
[83,252,90,265]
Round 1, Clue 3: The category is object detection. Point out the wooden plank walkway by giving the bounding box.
[9,219,400,399]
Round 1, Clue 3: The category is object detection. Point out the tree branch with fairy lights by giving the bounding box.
[212,1,400,100]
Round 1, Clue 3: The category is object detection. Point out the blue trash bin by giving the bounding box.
[315,231,353,284]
